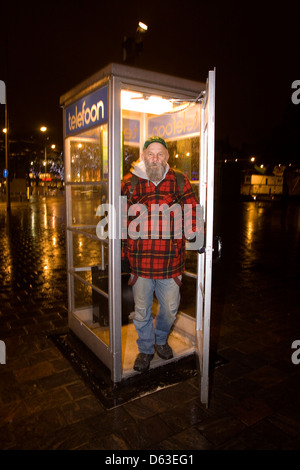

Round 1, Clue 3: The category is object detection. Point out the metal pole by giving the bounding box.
[44,144,47,196]
[5,92,10,212]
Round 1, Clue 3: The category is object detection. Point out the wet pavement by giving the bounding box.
[0,194,300,451]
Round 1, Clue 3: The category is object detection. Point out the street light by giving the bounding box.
[40,126,48,194]
[123,21,149,63]
[137,21,148,33]
[1,81,10,211]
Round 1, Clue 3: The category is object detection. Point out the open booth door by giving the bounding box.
[196,69,216,406]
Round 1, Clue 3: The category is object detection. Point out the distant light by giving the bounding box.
[40,126,47,132]
[2,128,7,133]
[260,164,264,168]
[138,21,148,32]
[51,144,56,149]
[250,157,255,162]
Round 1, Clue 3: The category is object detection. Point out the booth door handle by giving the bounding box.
[198,235,222,262]
[213,235,222,262]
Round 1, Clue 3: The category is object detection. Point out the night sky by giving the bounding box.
[1,0,300,164]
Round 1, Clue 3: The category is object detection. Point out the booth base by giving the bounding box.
[49,328,228,409]
[90,320,196,376]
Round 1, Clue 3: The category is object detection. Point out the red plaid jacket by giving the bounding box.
[121,168,200,279]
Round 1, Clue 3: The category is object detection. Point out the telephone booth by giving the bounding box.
[60,63,216,405]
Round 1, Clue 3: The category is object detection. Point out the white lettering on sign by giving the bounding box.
[148,107,200,140]
[68,100,105,132]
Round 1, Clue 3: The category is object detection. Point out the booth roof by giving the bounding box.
[59,62,207,107]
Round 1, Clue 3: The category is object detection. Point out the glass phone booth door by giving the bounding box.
[61,64,215,406]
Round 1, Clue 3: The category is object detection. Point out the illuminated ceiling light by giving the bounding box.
[51,144,56,149]
[169,100,191,113]
[250,156,255,162]
[121,90,173,114]
[40,126,47,132]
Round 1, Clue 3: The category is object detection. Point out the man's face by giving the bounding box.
[141,142,169,182]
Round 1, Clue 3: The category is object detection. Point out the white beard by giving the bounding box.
[144,161,166,183]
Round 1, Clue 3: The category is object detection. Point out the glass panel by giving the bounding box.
[67,125,108,183]
[74,277,93,309]
[73,277,109,345]
[72,231,108,271]
[66,121,110,347]
[70,183,108,227]
[167,137,200,182]
[72,232,109,341]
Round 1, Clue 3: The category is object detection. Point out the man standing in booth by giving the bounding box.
[121,136,201,373]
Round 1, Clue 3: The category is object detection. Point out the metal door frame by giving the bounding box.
[196,69,216,406]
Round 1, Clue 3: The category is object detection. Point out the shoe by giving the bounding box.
[133,353,154,372]
[156,343,173,360]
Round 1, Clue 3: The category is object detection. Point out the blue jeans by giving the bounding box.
[131,276,182,355]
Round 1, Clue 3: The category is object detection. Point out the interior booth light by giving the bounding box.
[121,90,174,114]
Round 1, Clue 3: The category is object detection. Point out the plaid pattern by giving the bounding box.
[121,168,200,279]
